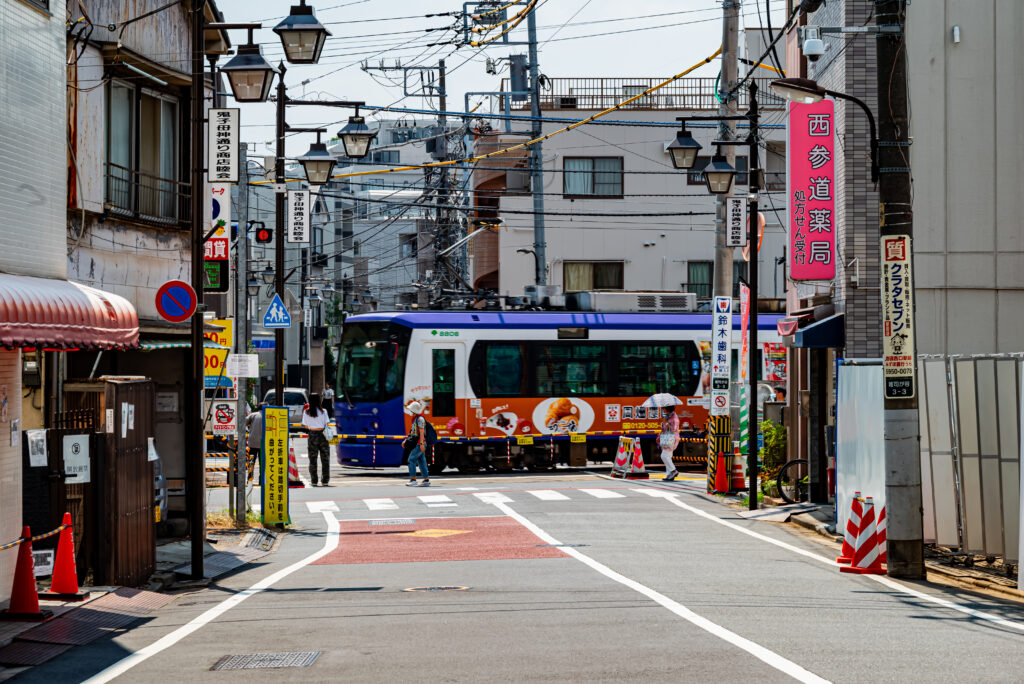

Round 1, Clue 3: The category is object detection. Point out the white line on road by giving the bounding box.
[419,495,458,507]
[364,498,399,511]
[82,510,342,684]
[494,501,829,684]
[528,489,570,501]
[579,488,625,499]
[305,501,339,513]
[473,492,514,504]
[629,487,675,498]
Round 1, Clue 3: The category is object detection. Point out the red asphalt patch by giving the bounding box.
[313,516,568,565]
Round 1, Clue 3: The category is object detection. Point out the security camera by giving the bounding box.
[800,27,826,62]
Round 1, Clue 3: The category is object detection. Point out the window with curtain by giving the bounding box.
[563,261,624,292]
[688,261,712,299]
[563,157,623,197]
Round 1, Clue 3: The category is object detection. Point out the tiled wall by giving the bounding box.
[0,351,22,606]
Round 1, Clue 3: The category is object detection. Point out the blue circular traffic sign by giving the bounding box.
[155,280,197,323]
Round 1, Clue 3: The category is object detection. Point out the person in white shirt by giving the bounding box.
[302,393,331,486]
[321,384,335,419]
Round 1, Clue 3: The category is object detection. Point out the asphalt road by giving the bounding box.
[19,440,1024,683]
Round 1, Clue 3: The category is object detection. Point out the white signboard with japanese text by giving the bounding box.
[208,108,239,182]
[710,296,732,416]
[727,197,747,248]
[63,434,91,484]
[287,190,310,244]
[881,234,916,399]
[226,354,259,378]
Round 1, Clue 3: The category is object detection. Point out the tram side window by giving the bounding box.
[617,343,701,397]
[432,348,456,416]
[535,343,607,396]
[485,343,526,396]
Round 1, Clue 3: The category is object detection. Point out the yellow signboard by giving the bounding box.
[570,433,586,443]
[203,318,233,389]
[262,407,290,525]
[517,435,534,446]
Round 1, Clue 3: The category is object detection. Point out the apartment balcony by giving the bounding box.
[104,163,191,227]
[500,76,784,111]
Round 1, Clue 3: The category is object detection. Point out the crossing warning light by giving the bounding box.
[255,225,273,244]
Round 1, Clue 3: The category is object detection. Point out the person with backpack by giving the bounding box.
[303,392,331,486]
[405,400,432,486]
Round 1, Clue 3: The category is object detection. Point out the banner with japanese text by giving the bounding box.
[763,343,788,383]
[710,296,732,416]
[203,318,234,391]
[262,407,291,525]
[787,100,835,280]
[739,283,750,383]
[287,189,310,244]
[881,234,916,399]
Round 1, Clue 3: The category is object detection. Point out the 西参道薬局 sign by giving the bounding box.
[788,100,835,280]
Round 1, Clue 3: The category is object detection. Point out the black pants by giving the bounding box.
[308,431,331,485]
[322,400,334,419]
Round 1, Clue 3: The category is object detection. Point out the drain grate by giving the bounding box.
[402,586,470,592]
[535,543,589,548]
[211,651,320,671]
[368,519,415,526]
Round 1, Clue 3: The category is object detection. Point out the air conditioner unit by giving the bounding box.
[572,291,697,313]
[523,284,565,308]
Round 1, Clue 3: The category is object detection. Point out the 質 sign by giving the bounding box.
[881,234,916,399]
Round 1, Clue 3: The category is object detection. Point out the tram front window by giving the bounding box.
[338,323,409,403]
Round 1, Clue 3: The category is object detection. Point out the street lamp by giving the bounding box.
[261,264,275,285]
[247,276,261,297]
[703,149,737,195]
[297,131,336,184]
[666,125,702,170]
[337,109,376,159]
[273,0,331,65]
[307,291,322,307]
[219,29,276,103]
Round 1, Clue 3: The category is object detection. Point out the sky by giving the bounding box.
[215,0,789,154]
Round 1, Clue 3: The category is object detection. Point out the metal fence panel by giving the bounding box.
[997,359,1020,563]
[836,362,886,533]
[918,358,936,543]
[953,359,986,554]
[974,359,1004,556]
[921,358,960,548]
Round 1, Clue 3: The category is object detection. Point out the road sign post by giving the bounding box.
[263,293,292,329]
[155,280,198,323]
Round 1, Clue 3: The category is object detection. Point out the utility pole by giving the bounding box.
[274,64,287,409]
[527,5,546,286]
[235,144,249,525]
[875,0,923,579]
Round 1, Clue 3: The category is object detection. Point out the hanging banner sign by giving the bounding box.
[763,342,788,383]
[710,296,732,416]
[262,407,291,525]
[739,283,750,383]
[787,100,835,280]
[881,234,916,399]
[208,108,239,183]
[203,318,235,391]
[727,197,747,248]
[205,184,230,261]
[287,189,310,244]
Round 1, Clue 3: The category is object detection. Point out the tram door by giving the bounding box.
[424,343,467,433]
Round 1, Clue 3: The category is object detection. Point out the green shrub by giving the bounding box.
[760,418,788,471]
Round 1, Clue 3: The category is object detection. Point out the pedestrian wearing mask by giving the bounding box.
[660,409,680,481]
[303,392,331,486]
[404,401,430,487]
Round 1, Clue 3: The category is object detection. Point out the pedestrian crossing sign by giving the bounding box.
[263,293,292,329]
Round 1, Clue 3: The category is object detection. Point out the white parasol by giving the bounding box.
[641,393,683,409]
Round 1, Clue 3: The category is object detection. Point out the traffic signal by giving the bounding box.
[254,223,273,244]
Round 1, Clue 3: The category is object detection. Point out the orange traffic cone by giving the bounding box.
[840,497,885,575]
[38,513,89,601]
[288,447,305,488]
[625,438,649,479]
[714,452,729,493]
[0,527,53,621]
[876,505,887,564]
[612,437,630,477]
[837,492,863,564]
[730,447,746,491]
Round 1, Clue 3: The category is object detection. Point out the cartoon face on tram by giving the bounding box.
[334,311,784,472]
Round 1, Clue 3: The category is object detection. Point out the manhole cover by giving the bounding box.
[402,586,470,592]
[535,543,589,548]
[211,652,320,670]
[369,519,415,526]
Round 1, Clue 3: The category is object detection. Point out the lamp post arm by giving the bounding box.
[826,88,878,183]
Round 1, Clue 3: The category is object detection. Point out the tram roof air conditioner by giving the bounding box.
[572,291,697,313]
[523,284,565,308]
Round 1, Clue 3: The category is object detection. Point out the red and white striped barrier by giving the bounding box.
[837,491,863,564]
[288,447,304,488]
[840,496,885,575]
[730,446,746,491]
[876,505,887,564]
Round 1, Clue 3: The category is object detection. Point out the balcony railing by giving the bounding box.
[105,163,191,227]
[500,76,784,111]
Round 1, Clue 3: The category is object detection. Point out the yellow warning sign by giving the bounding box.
[398,529,471,539]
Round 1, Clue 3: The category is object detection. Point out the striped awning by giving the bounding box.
[138,339,229,351]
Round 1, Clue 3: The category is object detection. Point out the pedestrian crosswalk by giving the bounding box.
[304,486,678,514]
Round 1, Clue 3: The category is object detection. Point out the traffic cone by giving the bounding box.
[837,492,863,564]
[0,527,53,621]
[288,447,304,488]
[626,438,649,479]
[612,437,630,477]
[714,452,729,493]
[876,505,887,564]
[840,497,885,575]
[38,513,89,601]
[730,447,746,491]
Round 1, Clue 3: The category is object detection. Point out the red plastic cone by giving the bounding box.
[876,505,887,564]
[840,497,885,575]
[730,447,746,491]
[288,447,305,489]
[837,492,863,564]
[39,513,89,601]
[1,527,52,621]
[625,439,649,479]
[714,452,729,493]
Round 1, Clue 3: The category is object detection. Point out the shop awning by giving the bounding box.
[0,273,138,350]
[138,339,229,351]
[794,314,845,348]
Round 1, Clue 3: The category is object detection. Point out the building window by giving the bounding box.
[22,0,49,10]
[687,261,712,299]
[399,234,417,259]
[563,261,624,292]
[371,150,399,164]
[563,157,623,197]
[535,343,608,396]
[688,155,748,186]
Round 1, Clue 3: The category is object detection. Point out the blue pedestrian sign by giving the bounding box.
[263,293,291,329]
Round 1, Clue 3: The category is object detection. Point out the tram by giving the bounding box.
[335,310,784,472]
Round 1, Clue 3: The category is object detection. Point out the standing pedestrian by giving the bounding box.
[303,392,331,486]
[659,408,680,481]
[405,400,430,487]
[245,403,266,487]
[322,383,335,419]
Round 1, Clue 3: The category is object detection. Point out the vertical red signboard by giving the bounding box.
[788,100,836,280]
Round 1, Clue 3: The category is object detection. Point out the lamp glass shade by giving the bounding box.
[297,142,336,184]
[770,78,826,104]
[220,44,276,103]
[703,156,737,195]
[261,265,275,285]
[307,292,322,307]
[273,3,331,65]
[666,129,702,170]
[247,277,260,297]
[338,116,376,159]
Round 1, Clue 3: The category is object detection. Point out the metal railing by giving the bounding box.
[105,163,191,226]
[500,77,784,111]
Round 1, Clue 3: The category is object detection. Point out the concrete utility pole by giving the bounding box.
[875,0,923,579]
[526,5,546,286]
[714,0,740,297]
[235,144,249,525]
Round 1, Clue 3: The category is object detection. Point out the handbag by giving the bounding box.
[659,429,676,450]
[324,423,337,442]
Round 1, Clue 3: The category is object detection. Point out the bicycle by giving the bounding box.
[775,458,809,504]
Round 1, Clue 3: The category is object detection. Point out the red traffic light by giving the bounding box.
[255,226,273,244]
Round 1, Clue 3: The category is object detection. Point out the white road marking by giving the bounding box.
[629,487,675,498]
[419,495,457,508]
[455,487,480,491]
[528,489,570,501]
[579,488,625,499]
[494,501,829,684]
[83,510,342,684]
[364,498,399,511]
[661,495,1024,634]
[474,492,514,504]
[306,501,339,513]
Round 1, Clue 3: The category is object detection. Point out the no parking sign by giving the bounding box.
[211,402,236,435]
